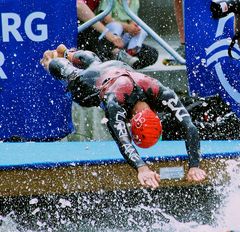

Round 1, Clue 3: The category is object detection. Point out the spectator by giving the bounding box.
[228,14,240,57]
[163,0,185,65]
[174,0,185,54]
[210,0,240,55]
[98,0,159,69]
[41,45,207,188]
[234,13,240,46]
[77,0,139,67]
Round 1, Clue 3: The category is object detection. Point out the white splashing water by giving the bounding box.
[0,213,20,232]
[0,159,239,232]
[212,159,240,231]
[154,158,240,232]
[150,159,240,232]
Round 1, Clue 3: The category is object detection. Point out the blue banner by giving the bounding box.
[0,0,77,140]
[185,0,240,118]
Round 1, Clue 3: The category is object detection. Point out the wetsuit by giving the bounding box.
[49,50,201,170]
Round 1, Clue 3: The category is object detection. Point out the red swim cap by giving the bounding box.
[131,109,162,148]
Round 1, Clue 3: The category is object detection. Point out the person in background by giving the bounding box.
[97,0,159,69]
[77,0,123,48]
[40,44,207,189]
[77,0,140,67]
[174,0,185,55]
[235,13,240,47]
[163,0,185,66]
[210,0,240,56]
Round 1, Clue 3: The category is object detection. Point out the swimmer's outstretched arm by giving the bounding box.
[102,93,160,189]
[155,84,207,182]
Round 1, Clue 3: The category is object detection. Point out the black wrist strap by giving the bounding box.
[63,49,68,59]
[228,31,240,58]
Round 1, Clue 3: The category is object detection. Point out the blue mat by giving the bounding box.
[0,140,239,170]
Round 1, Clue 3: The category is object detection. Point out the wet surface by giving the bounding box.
[0,185,220,231]
[1,159,240,231]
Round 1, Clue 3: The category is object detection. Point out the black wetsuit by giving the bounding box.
[49,50,201,170]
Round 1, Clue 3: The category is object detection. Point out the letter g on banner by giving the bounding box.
[25,12,48,42]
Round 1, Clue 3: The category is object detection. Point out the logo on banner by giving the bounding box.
[0,11,48,79]
[205,14,240,104]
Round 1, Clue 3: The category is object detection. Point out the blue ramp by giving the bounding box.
[0,140,239,197]
[0,140,239,169]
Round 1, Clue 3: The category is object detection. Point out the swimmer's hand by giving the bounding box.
[187,167,207,182]
[138,165,160,189]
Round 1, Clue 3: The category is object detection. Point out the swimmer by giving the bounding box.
[41,45,207,189]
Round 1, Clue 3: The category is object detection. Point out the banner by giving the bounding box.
[185,0,240,118]
[0,0,77,140]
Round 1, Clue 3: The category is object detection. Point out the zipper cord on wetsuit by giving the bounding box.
[99,70,140,112]
[228,31,240,59]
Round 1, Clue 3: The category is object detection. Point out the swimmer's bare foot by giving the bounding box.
[56,44,67,57]
[56,44,77,61]
[40,50,57,70]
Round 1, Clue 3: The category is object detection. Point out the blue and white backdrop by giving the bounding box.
[185,0,240,118]
[0,0,77,140]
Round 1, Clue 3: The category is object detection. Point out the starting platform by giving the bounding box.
[0,140,239,197]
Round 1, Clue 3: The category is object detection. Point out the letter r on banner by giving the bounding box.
[0,52,7,79]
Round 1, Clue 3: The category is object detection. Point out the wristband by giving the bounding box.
[98,28,110,40]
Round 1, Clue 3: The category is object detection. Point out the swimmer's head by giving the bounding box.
[131,108,162,148]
